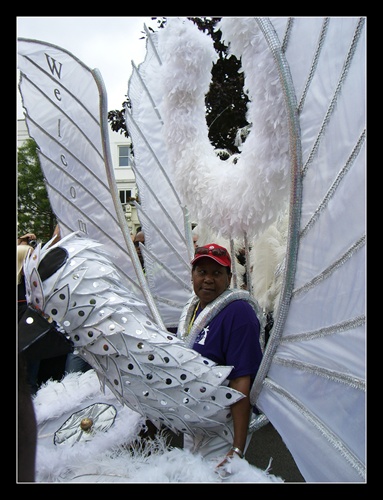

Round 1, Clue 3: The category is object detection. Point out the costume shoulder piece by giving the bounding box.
[178,289,266,351]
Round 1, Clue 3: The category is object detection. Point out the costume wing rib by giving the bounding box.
[17,38,162,327]
[249,17,366,483]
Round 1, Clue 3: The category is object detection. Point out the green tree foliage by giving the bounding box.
[108,16,249,155]
[17,138,57,242]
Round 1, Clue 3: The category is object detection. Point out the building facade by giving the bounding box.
[17,119,141,235]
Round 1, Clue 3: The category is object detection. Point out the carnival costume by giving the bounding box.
[18,17,366,482]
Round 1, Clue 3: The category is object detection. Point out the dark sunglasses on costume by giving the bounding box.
[194,246,228,257]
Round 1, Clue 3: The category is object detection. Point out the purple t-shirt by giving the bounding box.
[192,300,263,380]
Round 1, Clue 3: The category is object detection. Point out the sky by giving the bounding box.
[17,16,159,119]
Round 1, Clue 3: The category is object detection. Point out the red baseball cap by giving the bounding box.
[191,243,231,268]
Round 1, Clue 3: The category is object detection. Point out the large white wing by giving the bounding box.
[17,38,163,327]
[250,17,366,483]
[125,28,194,328]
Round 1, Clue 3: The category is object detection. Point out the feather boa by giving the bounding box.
[158,18,290,240]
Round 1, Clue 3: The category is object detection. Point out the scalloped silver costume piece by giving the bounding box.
[24,232,244,442]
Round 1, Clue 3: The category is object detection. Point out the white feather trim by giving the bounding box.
[158,18,290,240]
[58,445,284,483]
[33,371,283,483]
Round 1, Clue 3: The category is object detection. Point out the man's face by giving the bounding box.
[192,258,231,308]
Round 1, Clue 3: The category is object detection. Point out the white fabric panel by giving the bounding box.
[258,378,365,482]
[276,324,366,382]
[285,245,366,335]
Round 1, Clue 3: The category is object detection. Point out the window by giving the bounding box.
[118,145,131,167]
[119,190,132,204]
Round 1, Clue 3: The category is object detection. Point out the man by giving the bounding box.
[178,243,263,466]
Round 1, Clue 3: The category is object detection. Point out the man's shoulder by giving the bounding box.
[221,298,259,321]
[225,298,256,312]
